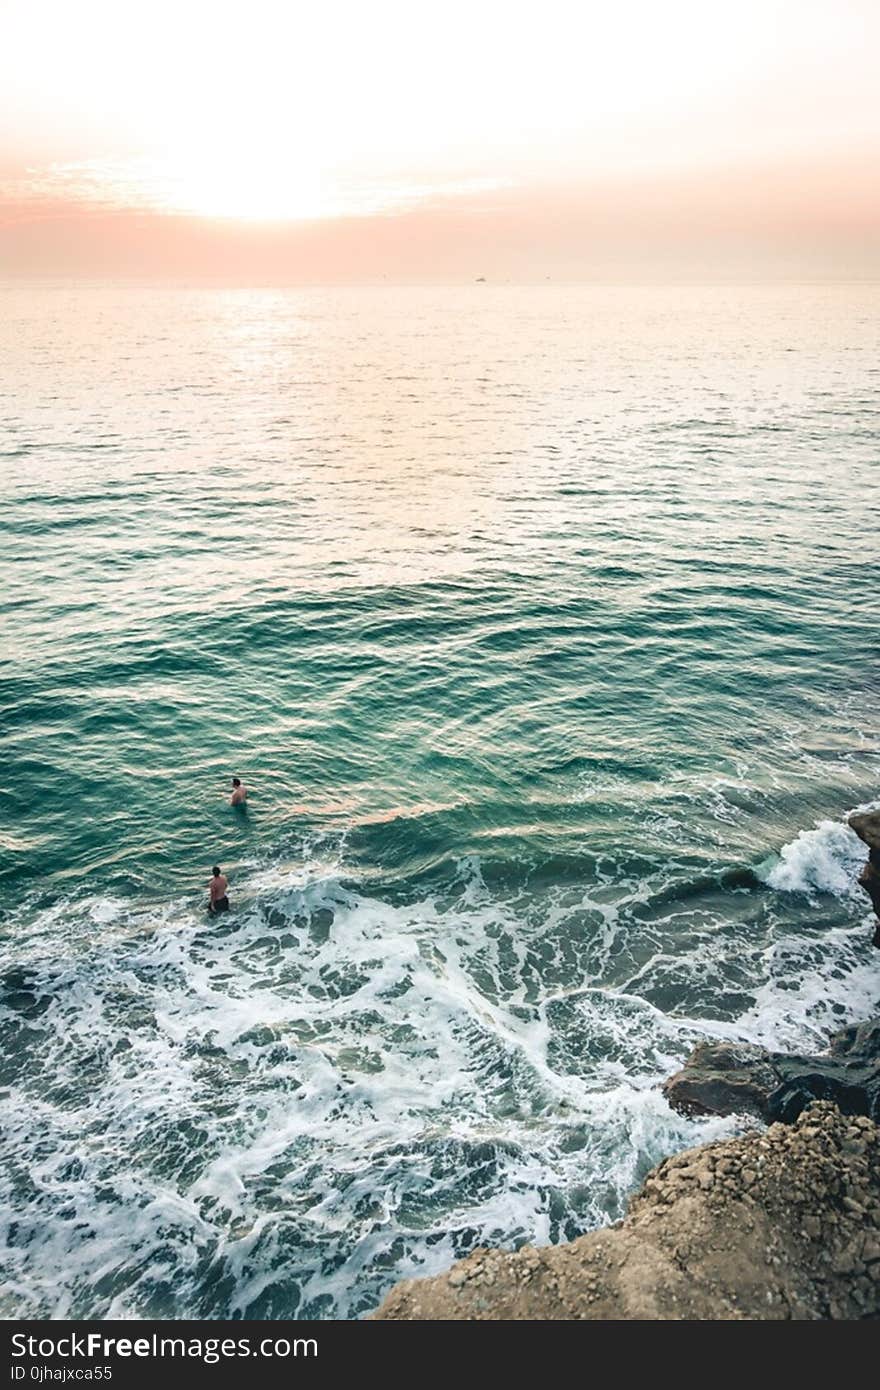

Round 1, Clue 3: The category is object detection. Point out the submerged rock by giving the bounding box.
[372,1102,880,1320]
[830,1016,880,1058]
[662,1018,880,1124]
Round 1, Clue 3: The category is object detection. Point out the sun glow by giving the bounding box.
[165,151,348,222]
[1,0,878,233]
[15,152,509,222]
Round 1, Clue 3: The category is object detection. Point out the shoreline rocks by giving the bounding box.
[848,811,880,946]
[662,1017,880,1124]
[372,1101,880,1320]
[849,810,880,852]
[372,827,880,1320]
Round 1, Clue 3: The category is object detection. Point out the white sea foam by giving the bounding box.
[2,817,878,1320]
[761,817,866,897]
[0,862,743,1319]
[733,920,879,1051]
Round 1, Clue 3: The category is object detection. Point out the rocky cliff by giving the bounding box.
[372,1102,880,1320]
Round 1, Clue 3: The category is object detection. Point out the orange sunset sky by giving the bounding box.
[1,0,878,280]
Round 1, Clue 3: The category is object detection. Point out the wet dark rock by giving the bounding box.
[848,812,880,943]
[849,810,880,852]
[663,1018,880,1123]
[830,1017,880,1058]
[660,1041,782,1120]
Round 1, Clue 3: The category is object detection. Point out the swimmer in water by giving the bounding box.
[230,777,247,806]
[208,866,229,914]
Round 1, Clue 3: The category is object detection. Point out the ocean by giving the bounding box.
[1,281,878,1318]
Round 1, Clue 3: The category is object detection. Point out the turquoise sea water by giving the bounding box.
[1,282,879,1318]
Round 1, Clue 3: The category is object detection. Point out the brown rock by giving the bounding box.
[662,1041,782,1120]
[848,810,880,850]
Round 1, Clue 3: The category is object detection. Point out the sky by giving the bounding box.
[1,0,878,279]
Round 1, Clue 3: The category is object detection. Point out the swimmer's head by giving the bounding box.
[232,778,241,787]
[212,866,221,877]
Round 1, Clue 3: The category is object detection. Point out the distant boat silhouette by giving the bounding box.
[475,276,487,283]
